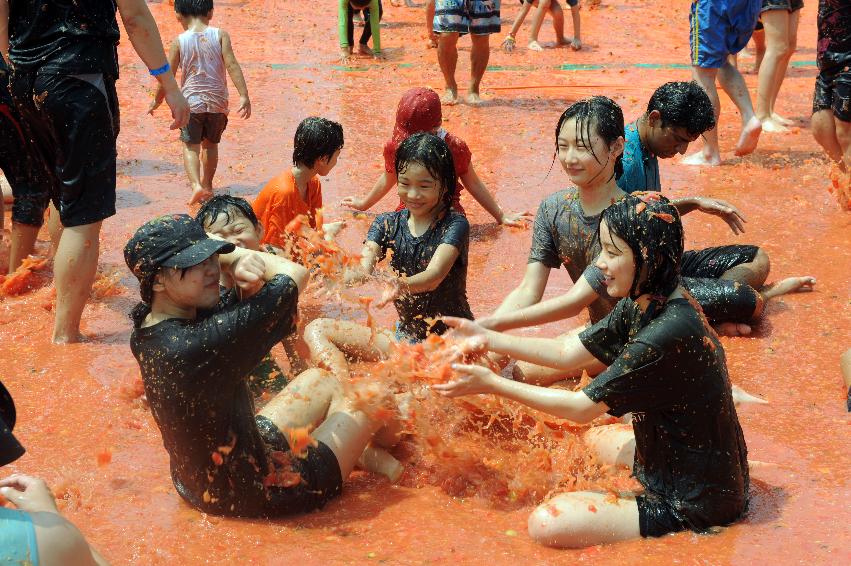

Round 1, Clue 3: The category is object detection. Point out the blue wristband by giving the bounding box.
[149,62,170,77]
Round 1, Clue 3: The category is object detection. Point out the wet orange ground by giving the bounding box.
[1,1,850,564]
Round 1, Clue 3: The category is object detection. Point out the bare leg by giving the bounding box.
[841,349,851,412]
[8,222,39,273]
[200,140,218,192]
[528,0,551,50]
[772,11,799,126]
[527,425,640,548]
[259,368,402,480]
[720,247,770,288]
[46,203,62,260]
[752,27,766,74]
[283,334,309,375]
[437,32,460,104]
[812,110,845,165]
[716,58,763,156]
[182,142,208,204]
[468,33,490,104]
[550,2,568,44]
[835,116,851,168]
[684,66,723,166]
[304,318,395,379]
[52,221,102,343]
[756,10,793,132]
[426,0,437,47]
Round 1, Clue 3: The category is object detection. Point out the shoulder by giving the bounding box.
[538,189,576,213]
[443,211,470,230]
[444,132,472,165]
[635,299,705,350]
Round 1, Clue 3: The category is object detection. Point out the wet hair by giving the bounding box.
[647,81,716,136]
[174,0,214,17]
[599,193,684,322]
[395,132,457,220]
[196,195,260,229]
[554,96,625,180]
[292,117,344,169]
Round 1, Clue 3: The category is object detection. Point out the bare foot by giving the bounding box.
[760,117,788,133]
[682,150,722,166]
[426,36,438,49]
[441,88,459,105]
[52,331,87,344]
[714,322,753,336]
[189,187,213,205]
[771,112,794,126]
[466,91,483,105]
[357,43,374,57]
[761,276,816,301]
[732,384,768,406]
[528,40,544,52]
[734,116,762,156]
[570,38,582,51]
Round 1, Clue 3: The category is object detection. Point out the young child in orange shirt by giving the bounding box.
[253,117,346,250]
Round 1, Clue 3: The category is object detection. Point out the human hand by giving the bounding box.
[164,87,190,130]
[432,363,499,397]
[500,210,534,227]
[323,220,346,239]
[693,197,747,235]
[443,316,489,355]
[231,253,266,296]
[374,278,400,308]
[237,96,251,119]
[0,474,60,513]
[147,95,163,115]
[501,35,516,53]
[340,196,368,211]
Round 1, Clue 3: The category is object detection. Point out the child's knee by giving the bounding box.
[304,318,334,343]
[527,499,588,548]
[752,248,770,281]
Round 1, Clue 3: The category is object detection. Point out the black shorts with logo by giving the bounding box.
[10,71,119,228]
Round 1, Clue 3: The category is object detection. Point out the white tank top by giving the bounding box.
[178,27,229,114]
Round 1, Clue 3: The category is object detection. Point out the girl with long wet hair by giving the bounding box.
[305,133,475,376]
[437,194,750,547]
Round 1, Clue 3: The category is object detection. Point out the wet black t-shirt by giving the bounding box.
[580,298,749,530]
[130,275,300,516]
[366,210,474,339]
[8,0,120,77]
[817,0,851,71]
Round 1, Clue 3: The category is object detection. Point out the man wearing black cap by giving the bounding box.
[1,380,108,565]
[0,0,190,343]
[125,214,402,518]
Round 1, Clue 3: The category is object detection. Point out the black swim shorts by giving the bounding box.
[681,245,759,279]
[10,71,119,228]
[813,66,851,122]
[180,112,229,145]
[255,415,343,516]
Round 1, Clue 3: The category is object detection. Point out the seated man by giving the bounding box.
[124,214,400,517]
[1,380,108,565]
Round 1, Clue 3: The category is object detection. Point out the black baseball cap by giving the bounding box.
[124,214,235,302]
[0,380,25,467]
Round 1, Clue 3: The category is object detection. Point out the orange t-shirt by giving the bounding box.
[252,169,322,249]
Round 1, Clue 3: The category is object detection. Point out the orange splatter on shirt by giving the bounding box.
[253,169,322,249]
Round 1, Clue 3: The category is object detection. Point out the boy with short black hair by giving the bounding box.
[149,0,252,205]
[253,117,346,251]
[619,81,717,191]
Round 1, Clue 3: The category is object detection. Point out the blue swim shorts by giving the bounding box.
[690,0,762,68]
[0,507,39,565]
[434,0,502,35]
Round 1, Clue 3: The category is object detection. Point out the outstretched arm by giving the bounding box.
[220,29,251,118]
[461,164,532,226]
[400,243,460,293]
[671,196,746,235]
[502,1,534,51]
[489,261,552,320]
[480,274,598,331]
[343,240,382,285]
[445,316,602,372]
[434,364,607,424]
[341,171,398,211]
[117,0,189,129]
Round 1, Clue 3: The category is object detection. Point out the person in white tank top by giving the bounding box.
[149,0,252,205]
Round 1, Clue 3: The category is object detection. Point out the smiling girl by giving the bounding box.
[306,132,474,377]
[436,195,750,547]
